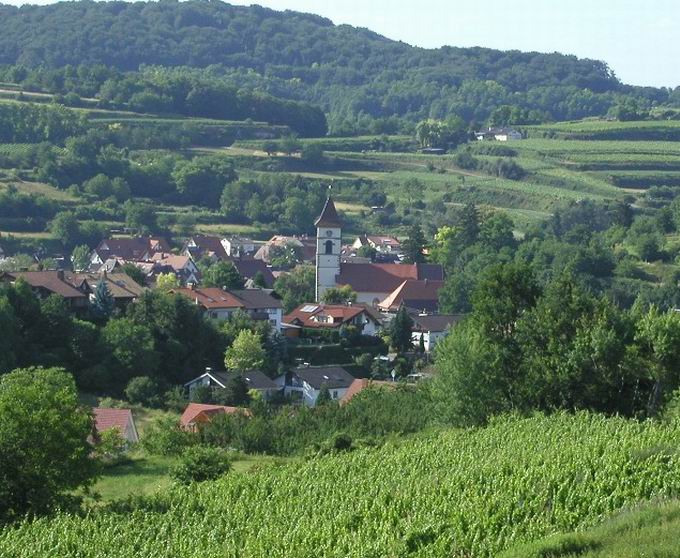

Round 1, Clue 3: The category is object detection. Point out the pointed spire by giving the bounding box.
[314,190,342,228]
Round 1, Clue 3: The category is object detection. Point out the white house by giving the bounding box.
[172,286,283,331]
[474,127,522,142]
[221,237,257,257]
[411,314,465,352]
[275,365,356,407]
[184,369,280,400]
[282,302,382,337]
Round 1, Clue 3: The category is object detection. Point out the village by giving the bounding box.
[1,194,463,438]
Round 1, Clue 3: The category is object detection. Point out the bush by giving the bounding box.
[170,446,232,485]
[94,427,129,465]
[141,416,195,456]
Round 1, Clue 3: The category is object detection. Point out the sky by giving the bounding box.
[4,0,679,88]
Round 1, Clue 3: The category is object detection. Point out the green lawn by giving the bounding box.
[92,451,292,503]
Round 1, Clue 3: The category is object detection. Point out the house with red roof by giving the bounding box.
[283,302,382,337]
[340,378,397,405]
[92,408,139,444]
[377,279,445,313]
[180,403,250,431]
[90,237,170,268]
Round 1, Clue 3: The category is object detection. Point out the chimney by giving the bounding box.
[205,367,212,374]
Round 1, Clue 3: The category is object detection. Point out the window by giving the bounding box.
[324,240,334,254]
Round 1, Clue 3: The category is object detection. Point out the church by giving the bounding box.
[315,195,444,307]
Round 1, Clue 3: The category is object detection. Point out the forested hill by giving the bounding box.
[0,1,674,133]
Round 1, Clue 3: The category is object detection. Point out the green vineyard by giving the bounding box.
[2,413,680,557]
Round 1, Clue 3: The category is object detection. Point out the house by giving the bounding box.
[149,253,200,284]
[92,408,139,444]
[377,279,445,313]
[340,378,397,405]
[0,270,88,308]
[474,127,522,141]
[283,302,382,337]
[90,237,170,268]
[70,271,145,307]
[222,237,257,257]
[411,313,466,352]
[184,369,280,400]
[255,235,317,264]
[172,286,283,330]
[231,258,276,288]
[275,365,356,407]
[352,235,402,254]
[180,403,249,432]
[183,235,229,261]
[314,194,444,303]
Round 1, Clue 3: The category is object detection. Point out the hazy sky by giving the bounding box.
[4,0,679,87]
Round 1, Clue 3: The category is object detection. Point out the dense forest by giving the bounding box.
[0,1,678,134]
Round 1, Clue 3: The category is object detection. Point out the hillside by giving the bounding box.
[1,413,680,557]
[0,1,675,132]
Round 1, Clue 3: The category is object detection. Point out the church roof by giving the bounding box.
[314,196,342,228]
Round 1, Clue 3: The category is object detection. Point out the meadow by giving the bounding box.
[2,413,680,557]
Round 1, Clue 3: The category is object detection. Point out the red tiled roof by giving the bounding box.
[186,235,229,260]
[314,196,342,228]
[93,408,134,434]
[378,279,445,312]
[180,403,248,428]
[284,303,374,329]
[340,378,396,405]
[173,287,245,310]
[336,263,444,293]
[95,237,170,261]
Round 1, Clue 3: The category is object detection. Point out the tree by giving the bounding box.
[390,306,414,353]
[213,374,251,406]
[125,376,163,408]
[321,285,357,305]
[50,211,81,248]
[0,367,98,522]
[280,134,302,155]
[316,384,332,406]
[459,203,480,247]
[401,224,427,264]
[121,263,146,286]
[156,272,179,291]
[91,280,114,320]
[252,271,268,289]
[102,318,159,392]
[273,266,315,312]
[70,244,91,272]
[225,329,266,372]
[202,261,244,290]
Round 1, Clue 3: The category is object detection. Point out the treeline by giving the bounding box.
[0,284,286,396]
[0,102,86,143]
[0,65,327,137]
[434,264,680,425]
[0,1,676,133]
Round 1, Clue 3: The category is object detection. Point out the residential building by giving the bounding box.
[340,378,397,405]
[180,403,249,431]
[283,302,382,337]
[92,408,139,444]
[411,313,466,352]
[377,279,445,313]
[474,127,522,141]
[275,365,356,407]
[149,253,200,284]
[173,286,283,330]
[90,237,170,267]
[255,235,317,264]
[182,235,229,261]
[184,369,280,400]
[0,270,88,308]
[222,237,257,257]
[352,234,402,254]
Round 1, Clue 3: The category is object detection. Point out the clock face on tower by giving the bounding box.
[326,230,333,237]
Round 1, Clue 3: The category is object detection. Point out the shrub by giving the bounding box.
[141,416,195,456]
[169,446,232,485]
[125,376,163,408]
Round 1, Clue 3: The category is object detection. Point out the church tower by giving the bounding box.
[315,193,342,301]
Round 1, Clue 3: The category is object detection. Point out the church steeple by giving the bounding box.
[314,194,342,228]
[315,191,342,302]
